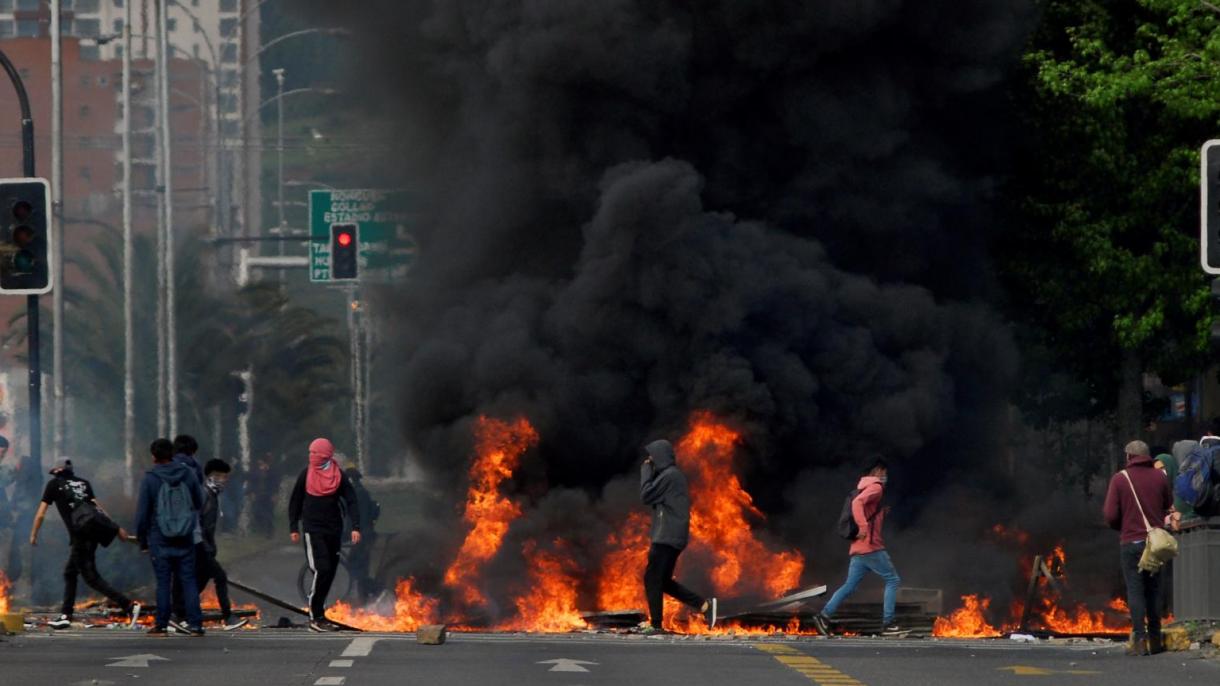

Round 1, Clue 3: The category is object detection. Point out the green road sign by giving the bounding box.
[308,189,416,283]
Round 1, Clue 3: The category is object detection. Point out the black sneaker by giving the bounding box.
[881,624,907,637]
[147,626,169,637]
[703,598,718,629]
[811,612,832,636]
[222,618,249,632]
[47,615,72,630]
[168,619,189,634]
[309,620,332,633]
[185,625,206,637]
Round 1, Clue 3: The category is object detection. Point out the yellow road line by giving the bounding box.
[754,644,866,686]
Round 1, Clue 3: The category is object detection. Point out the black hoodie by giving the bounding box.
[640,439,691,550]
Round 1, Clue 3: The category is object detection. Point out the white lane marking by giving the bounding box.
[341,636,380,657]
[315,678,346,686]
[329,659,354,668]
[106,654,169,668]
[537,658,599,673]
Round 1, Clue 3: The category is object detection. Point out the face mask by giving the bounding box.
[207,477,226,493]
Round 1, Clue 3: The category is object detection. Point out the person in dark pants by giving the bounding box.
[1103,440,1173,656]
[28,458,141,629]
[171,459,247,631]
[638,439,716,634]
[167,434,205,629]
[288,438,361,632]
[136,438,204,637]
[343,463,381,603]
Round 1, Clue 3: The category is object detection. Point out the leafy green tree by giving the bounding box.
[1003,0,1220,448]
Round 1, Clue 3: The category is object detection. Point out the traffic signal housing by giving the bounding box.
[0,177,53,294]
[330,223,358,280]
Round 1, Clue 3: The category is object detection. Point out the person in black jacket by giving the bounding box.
[288,438,360,632]
[639,439,716,634]
[171,458,246,631]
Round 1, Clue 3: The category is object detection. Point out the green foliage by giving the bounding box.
[1002,0,1220,418]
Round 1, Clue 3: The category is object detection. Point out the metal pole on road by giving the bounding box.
[158,0,179,437]
[0,46,42,472]
[51,0,64,458]
[121,3,135,496]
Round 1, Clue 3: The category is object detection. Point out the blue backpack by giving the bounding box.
[156,477,196,539]
[1174,440,1220,517]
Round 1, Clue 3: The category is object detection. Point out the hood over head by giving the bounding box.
[151,461,192,485]
[645,439,676,470]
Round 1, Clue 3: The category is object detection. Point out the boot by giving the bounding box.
[1148,632,1166,655]
[1126,634,1149,656]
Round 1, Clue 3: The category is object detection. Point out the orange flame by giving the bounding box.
[0,571,10,615]
[497,540,587,633]
[443,416,539,606]
[327,578,441,632]
[933,594,1001,638]
[595,412,805,633]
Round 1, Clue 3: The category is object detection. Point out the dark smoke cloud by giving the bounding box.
[295,0,1036,591]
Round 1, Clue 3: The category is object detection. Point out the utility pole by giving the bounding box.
[154,1,167,436]
[348,289,366,472]
[51,0,64,458]
[121,1,135,496]
[0,47,42,474]
[157,0,179,436]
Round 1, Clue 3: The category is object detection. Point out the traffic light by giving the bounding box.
[0,177,53,294]
[330,223,358,280]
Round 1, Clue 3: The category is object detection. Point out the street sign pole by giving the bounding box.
[1,47,43,470]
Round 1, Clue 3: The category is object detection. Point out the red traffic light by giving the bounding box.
[337,231,353,247]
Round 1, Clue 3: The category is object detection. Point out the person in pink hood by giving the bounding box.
[812,457,903,637]
[287,438,361,632]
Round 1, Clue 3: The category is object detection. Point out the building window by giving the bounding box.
[79,166,92,181]
[221,69,238,88]
[0,1,10,12]
[16,19,39,37]
[220,18,237,36]
[73,18,101,38]
[17,0,40,10]
[113,18,123,33]
[79,44,100,61]
[221,42,238,63]
[167,18,177,32]
[75,0,100,11]
[0,22,13,39]
[220,0,237,12]
[115,0,123,7]
[115,44,123,59]
[220,93,238,114]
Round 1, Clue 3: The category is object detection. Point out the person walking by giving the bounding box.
[813,457,904,637]
[1103,440,1173,656]
[171,458,247,631]
[28,458,141,629]
[288,438,361,632]
[637,439,717,634]
[136,438,205,637]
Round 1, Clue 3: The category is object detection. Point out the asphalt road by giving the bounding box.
[2,630,1217,686]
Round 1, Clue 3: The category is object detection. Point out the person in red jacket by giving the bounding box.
[1103,440,1173,656]
[812,457,903,636]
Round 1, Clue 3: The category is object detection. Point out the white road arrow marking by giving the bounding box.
[537,658,599,673]
[106,654,169,668]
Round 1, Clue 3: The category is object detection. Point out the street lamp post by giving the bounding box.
[121,1,135,495]
[274,67,286,270]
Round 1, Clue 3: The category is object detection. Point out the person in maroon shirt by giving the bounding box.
[1102,440,1173,656]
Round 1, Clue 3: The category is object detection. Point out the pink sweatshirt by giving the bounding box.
[849,476,886,556]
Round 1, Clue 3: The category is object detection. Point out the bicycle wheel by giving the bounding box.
[297,559,355,605]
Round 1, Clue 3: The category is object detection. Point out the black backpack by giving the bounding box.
[69,500,120,547]
[836,489,861,540]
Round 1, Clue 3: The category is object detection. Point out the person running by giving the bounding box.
[288,438,361,632]
[28,457,141,629]
[136,439,205,637]
[1103,440,1173,656]
[638,439,717,634]
[171,458,247,631]
[813,457,904,637]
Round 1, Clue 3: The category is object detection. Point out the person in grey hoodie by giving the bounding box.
[639,439,716,633]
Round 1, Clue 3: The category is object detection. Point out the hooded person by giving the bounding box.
[288,438,361,631]
[813,456,904,637]
[30,457,141,630]
[638,439,716,634]
[136,439,204,636]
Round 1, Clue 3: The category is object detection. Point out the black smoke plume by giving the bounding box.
[294,0,1044,603]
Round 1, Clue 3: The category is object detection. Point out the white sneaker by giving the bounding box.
[222,618,249,631]
[127,602,143,629]
[48,615,72,630]
[168,619,189,634]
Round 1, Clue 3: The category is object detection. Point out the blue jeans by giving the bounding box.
[822,550,902,625]
[150,544,202,629]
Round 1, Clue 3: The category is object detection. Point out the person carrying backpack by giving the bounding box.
[170,458,247,631]
[136,438,204,637]
[1103,440,1173,656]
[812,456,903,637]
[28,457,141,629]
[288,438,361,632]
